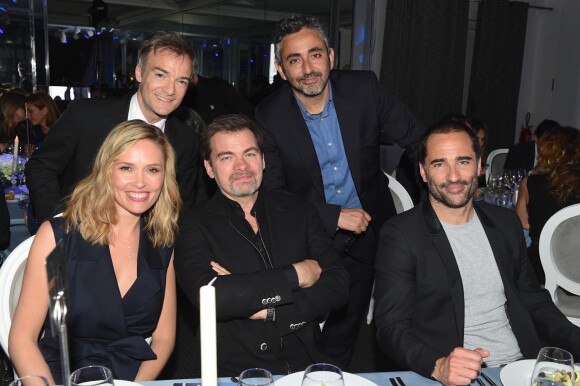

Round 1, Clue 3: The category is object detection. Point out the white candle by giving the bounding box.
[200,279,217,386]
[12,136,19,173]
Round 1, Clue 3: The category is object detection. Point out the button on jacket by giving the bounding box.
[175,190,349,376]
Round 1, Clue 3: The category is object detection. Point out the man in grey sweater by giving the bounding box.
[374,121,580,386]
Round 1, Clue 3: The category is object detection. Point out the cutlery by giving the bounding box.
[388,378,398,386]
[396,376,406,386]
[480,371,498,386]
[476,378,485,386]
[231,377,239,384]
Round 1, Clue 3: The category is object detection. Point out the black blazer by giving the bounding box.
[255,70,425,262]
[504,141,535,171]
[374,200,580,377]
[25,93,199,221]
[174,190,349,375]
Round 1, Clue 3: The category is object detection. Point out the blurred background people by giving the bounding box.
[17,61,33,93]
[9,120,179,383]
[26,91,62,143]
[470,119,488,186]
[504,119,560,172]
[180,73,254,124]
[22,92,62,233]
[0,91,27,149]
[515,126,580,284]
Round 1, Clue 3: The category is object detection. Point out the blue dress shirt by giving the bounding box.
[295,86,362,209]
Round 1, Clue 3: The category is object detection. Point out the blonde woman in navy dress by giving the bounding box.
[9,120,180,383]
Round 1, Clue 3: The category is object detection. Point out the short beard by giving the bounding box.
[229,172,259,197]
[230,182,258,198]
[427,179,478,209]
[281,66,327,98]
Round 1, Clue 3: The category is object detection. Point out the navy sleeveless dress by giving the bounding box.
[39,218,173,383]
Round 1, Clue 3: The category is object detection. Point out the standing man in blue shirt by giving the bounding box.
[255,15,427,367]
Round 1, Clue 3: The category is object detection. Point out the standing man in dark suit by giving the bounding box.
[25,31,200,222]
[174,115,349,376]
[374,122,580,385]
[255,15,426,366]
[181,73,255,124]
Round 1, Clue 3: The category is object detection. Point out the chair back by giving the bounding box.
[0,236,35,356]
[539,203,580,325]
[485,148,509,184]
[385,173,414,213]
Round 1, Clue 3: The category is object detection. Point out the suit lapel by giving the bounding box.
[123,229,164,309]
[422,201,465,343]
[77,241,127,331]
[474,204,516,291]
[282,89,327,200]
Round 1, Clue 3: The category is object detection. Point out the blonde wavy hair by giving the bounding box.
[534,126,580,203]
[63,120,181,246]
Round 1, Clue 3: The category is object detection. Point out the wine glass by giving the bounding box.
[9,375,49,386]
[301,363,344,386]
[70,365,114,386]
[530,347,575,386]
[238,368,274,386]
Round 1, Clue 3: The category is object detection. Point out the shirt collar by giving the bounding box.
[295,83,333,121]
[128,93,167,132]
[217,189,261,218]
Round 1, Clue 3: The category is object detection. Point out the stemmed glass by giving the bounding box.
[9,375,49,386]
[530,347,575,386]
[238,368,274,386]
[70,365,114,386]
[301,363,344,386]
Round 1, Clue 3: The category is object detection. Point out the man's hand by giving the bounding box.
[432,347,490,386]
[211,261,231,275]
[292,259,322,288]
[249,309,267,320]
[337,208,371,234]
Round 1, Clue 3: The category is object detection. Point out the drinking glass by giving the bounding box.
[301,363,344,386]
[530,347,575,386]
[70,365,114,386]
[238,368,274,386]
[9,375,49,386]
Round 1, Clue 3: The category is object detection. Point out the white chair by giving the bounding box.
[485,148,509,184]
[0,235,35,358]
[539,203,580,327]
[366,174,415,324]
[384,173,414,213]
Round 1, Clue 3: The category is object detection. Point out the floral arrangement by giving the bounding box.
[0,153,27,189]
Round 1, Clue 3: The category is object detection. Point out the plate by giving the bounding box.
[114,380,142,386]
[500,359,535,386]
[275,371,377,386]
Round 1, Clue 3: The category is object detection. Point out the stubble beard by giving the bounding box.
[282,66,328,98]
[229,172,259,198]
[427,177,478,209]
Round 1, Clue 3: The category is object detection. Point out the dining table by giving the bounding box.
[142,367,503,386]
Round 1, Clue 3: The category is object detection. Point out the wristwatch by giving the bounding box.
[265,307,275,322]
